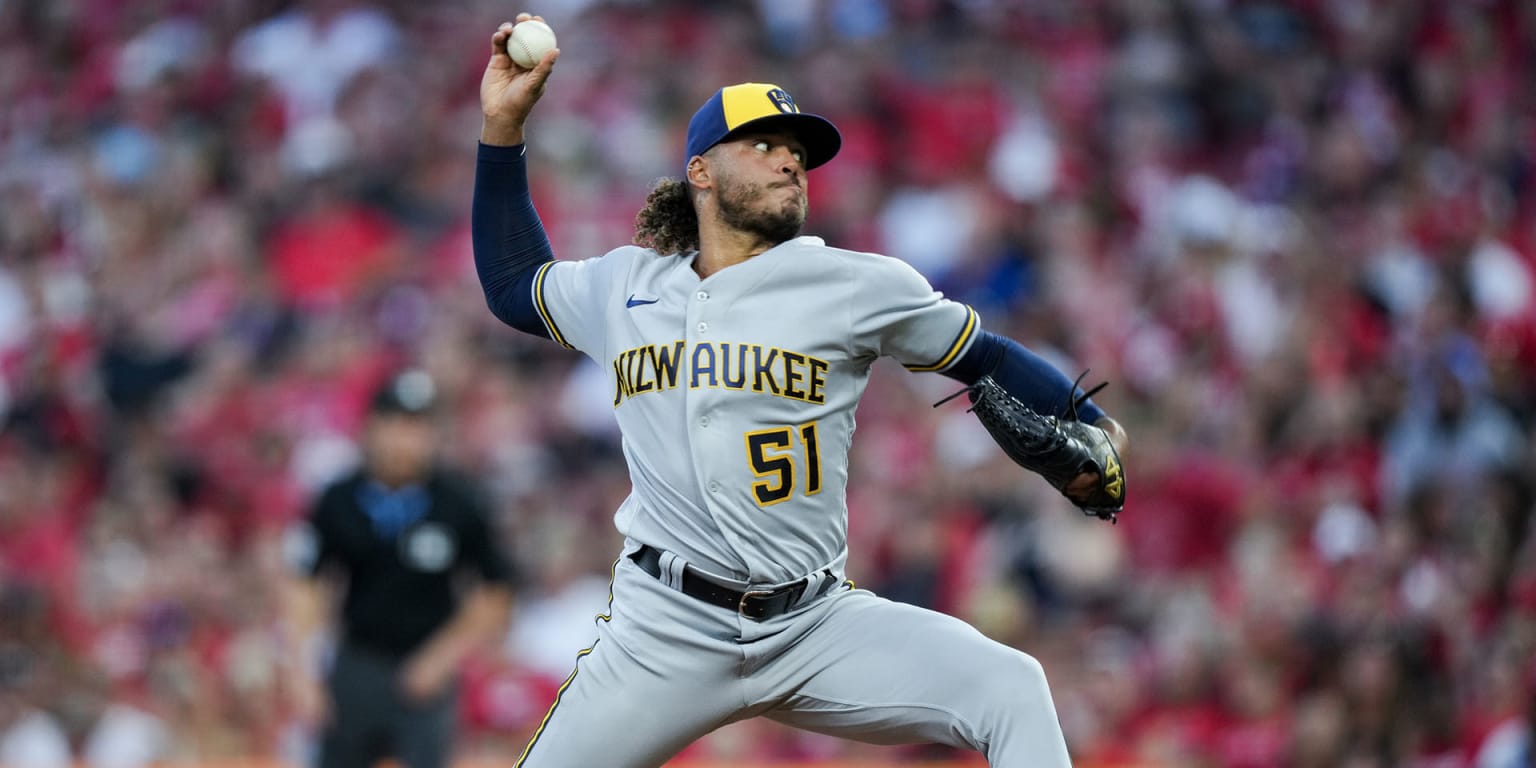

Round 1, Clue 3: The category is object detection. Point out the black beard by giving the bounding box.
[716,178,805,245]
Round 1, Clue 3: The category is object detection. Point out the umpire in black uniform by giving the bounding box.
[286,368,517,768]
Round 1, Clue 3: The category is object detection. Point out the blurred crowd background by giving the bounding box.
[2,0,1534,766]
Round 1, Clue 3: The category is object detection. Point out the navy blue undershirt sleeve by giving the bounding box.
[471,142,555,337]
[943,330,1108,424]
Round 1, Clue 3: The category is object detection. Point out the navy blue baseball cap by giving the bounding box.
[684,83,842,171]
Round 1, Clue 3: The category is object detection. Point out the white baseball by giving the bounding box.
[508,19,557,69]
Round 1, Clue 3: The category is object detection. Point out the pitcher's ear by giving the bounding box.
[686,156,710,189]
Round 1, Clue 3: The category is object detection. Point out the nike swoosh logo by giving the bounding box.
[625,295,660,308]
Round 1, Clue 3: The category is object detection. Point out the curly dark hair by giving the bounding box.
[633,177,699,255]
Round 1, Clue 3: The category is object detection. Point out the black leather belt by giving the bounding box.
[629,545,834,621]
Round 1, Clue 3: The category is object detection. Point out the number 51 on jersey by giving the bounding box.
[744,422,821,506]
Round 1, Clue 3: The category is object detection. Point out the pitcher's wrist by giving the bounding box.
[480,117,525,146]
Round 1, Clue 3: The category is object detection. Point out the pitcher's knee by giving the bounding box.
[1012,652,1051,692]
[965,649,1072,764]
[971,650,1054,714]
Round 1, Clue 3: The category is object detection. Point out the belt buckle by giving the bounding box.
[737,589,777,620]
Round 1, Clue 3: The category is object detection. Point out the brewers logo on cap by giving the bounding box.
[684,83,842,171]
[766,88,797,114]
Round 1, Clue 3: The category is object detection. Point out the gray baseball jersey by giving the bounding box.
[512,236,1074,767]
[535,235,976,581]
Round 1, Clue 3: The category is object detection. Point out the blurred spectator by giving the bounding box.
[232,0,400,169]
[0,0,1531,764]
[0,586,71,768]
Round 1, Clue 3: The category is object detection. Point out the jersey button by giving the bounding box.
[699,416,709,427]
[696,322,708,333]
[697,290,709,301]
[708,482,720,493]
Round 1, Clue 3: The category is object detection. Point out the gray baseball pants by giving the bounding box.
[514,549,1073,767]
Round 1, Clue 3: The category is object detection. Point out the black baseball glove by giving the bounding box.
[937,373,1125,522]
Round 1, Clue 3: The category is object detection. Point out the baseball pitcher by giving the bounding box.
[472,14,1129,767]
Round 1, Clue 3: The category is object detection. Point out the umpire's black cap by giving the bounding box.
[370,368,437,416]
